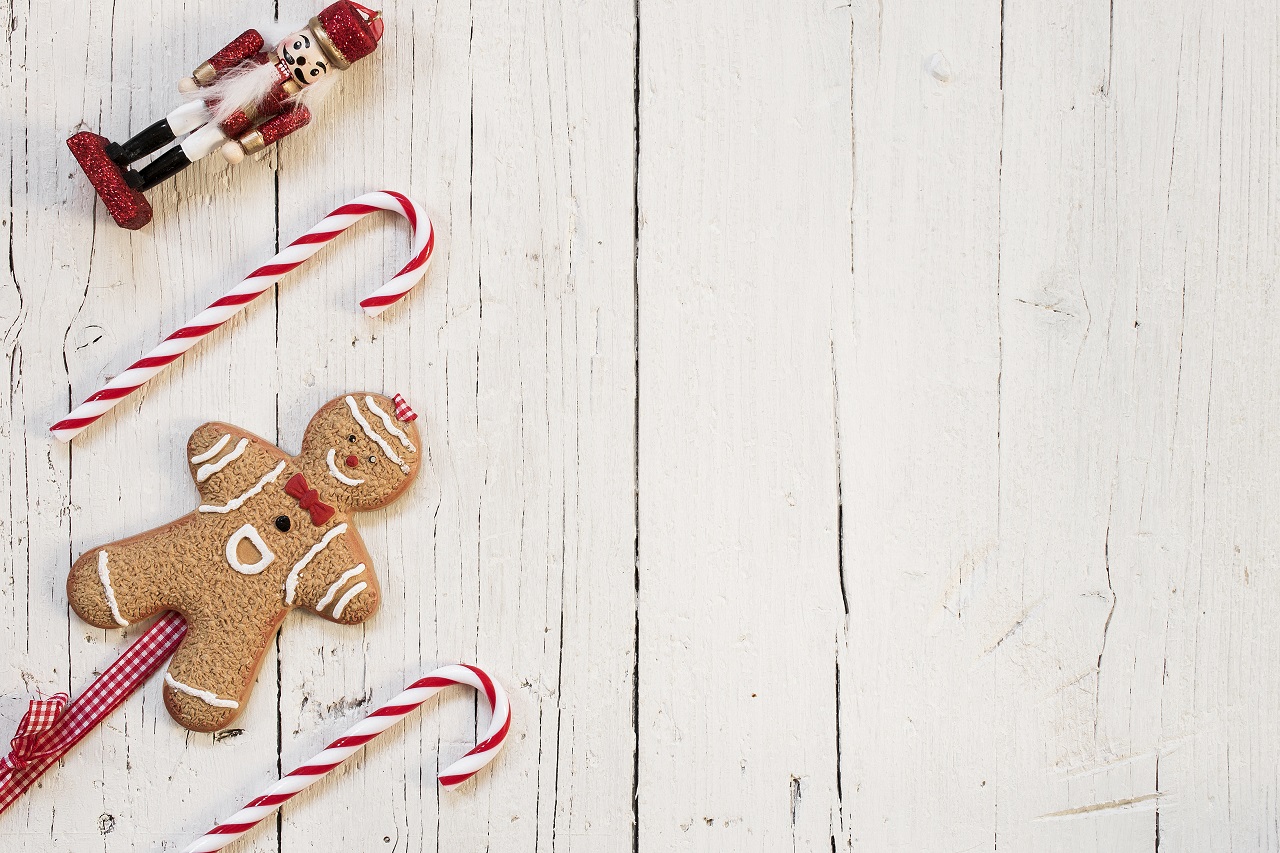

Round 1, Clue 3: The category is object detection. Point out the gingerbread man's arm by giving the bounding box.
[191,29,266,86]
[186,422,289,509]
[285,523,381,626]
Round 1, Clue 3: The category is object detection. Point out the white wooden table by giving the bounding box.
[2,0,1277,850]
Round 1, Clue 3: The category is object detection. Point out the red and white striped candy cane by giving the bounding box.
[182,664,510,853]
[50,190,435,442]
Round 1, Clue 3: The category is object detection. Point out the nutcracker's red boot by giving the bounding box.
[67,132,153,230]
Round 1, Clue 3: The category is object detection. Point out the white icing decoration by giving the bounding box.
[164,670,240,709]
[196,437,250,482]
[225,523,275,575]
[326,447,365,486]
[200,461,287,513]
[97,550,129,627]
[316,564,366,611]
[332,581,369,619]
[345,396,410,474]
[284,523,348,605]
[190,433,231,464]
[365,396,416,452]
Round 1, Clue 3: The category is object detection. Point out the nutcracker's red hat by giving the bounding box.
[311,1,384,70]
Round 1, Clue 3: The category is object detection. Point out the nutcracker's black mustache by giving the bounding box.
[282,39,324,86]
[282,45,308,84]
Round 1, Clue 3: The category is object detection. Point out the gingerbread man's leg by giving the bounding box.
[162,607,287,732]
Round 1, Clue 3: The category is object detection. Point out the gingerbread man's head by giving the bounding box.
[298,393,422,512]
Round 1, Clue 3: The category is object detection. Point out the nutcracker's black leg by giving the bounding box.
[106,119,177,165]
[135,146,193,191]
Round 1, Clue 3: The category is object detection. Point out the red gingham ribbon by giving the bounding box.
[391,393,417,423]
[0,694,69,773]
[0,612,186,816]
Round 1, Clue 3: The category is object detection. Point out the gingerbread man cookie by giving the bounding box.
[67,393,422,732]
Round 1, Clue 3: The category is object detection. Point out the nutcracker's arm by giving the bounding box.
[221,104,312,164]
[252,104,313,147]
[190,29,266,87]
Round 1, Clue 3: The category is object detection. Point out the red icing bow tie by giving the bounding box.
[284,474,336,526]
[0,694,68,778]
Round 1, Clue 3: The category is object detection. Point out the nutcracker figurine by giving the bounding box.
[67,2,384,230]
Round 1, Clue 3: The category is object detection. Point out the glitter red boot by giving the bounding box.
[66,132,154,231]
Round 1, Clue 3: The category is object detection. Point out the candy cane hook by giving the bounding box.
[51,190,435,442]
[183,664,511,853]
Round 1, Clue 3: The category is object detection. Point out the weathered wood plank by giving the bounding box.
[838,0,1003,849]
[268,1,638,851]
[637,0,849,848]
[840,0,1280,849]
[4,1,281,850]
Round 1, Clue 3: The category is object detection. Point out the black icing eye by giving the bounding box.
[310,68,320,76]
[274,515,292,532]
[368,455,377,464]
[294,40,303,49]
[347,434,357,442]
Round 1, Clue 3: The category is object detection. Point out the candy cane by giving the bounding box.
[182,664,511,853]
[51,190,435,442]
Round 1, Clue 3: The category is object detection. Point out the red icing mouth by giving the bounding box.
[345,455,359,468]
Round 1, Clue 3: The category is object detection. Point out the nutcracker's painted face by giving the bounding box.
[279,28,331,87]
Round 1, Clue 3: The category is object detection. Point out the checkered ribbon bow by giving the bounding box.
[0,611,187,817]
[0,694,69,777]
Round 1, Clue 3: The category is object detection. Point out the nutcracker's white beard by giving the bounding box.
[192,59,340,128]
[290,73,339,112]
[197,60,282,125]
